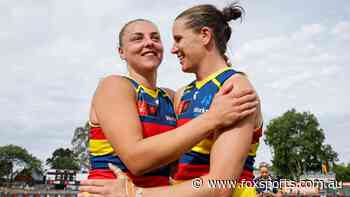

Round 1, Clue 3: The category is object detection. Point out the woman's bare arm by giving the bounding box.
[80,75,261,197]
[141,74,260,197]
[92,75,257,175]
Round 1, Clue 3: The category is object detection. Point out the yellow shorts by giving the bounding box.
[232,186,257,197]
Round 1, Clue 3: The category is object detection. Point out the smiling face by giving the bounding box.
[119,21,163,73]
[171,19,205,73]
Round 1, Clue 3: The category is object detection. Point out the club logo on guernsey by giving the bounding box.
[137,100,158,116]
[201,95,213,107]
[177,100,191,114]
[193,94,212,114]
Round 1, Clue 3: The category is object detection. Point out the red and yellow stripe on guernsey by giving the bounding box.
[88,169,116,179]
[88,169,169,187]
[239,127,262,182]
[175,163,209,180]
[141,122,176,138]
[88,126,117,179]
[88,77,177,187]
[177,118,214,155]
[172,68,262,196]
[126,173,169,187]
[89,127,114,156]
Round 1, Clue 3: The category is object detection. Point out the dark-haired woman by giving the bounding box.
[168,3,263,196]
[80,3,262,197]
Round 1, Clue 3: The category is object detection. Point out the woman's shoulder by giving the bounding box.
[100,74,130,84]
[226,72,263,126]
[98,75,133,89]
[226,72,254,90]
[94,75,136,98]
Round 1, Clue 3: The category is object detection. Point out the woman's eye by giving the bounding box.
[131,36,143,41]
[152,36,160,41]
[174,37,181,43]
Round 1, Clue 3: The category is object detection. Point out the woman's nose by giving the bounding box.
[171,44,178,54]
[144,37,154,47]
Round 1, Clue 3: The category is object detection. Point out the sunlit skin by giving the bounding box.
[171,19,228,81]
[171,19,205,73]
[119,20,163,89]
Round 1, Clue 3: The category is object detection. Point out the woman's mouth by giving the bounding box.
[141,51,157,56]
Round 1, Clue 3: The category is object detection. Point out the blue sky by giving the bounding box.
[1,0,349,167]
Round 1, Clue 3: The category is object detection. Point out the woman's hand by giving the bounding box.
[79,164,141,197]
[207,83,258,129]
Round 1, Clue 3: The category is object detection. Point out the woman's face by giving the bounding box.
[119,21,163,72]
[171,19,205,73]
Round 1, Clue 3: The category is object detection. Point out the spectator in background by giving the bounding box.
[254,162,282,197]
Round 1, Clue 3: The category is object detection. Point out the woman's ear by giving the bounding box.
[118,47,126,60]
[200,26,213,46]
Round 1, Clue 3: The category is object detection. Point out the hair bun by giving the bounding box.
[222,3,244,22]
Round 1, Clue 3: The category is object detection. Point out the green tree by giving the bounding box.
[265,109,338,179]
[46,148,79,170]
[0,160,12,178]
[71,122,90,170]
[333,163,350,181]
[0,145,42,183]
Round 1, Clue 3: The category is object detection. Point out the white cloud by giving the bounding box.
[319,64,340,76]
[332,21,350,40]
[291,23,325,40]
[266,72,313,90]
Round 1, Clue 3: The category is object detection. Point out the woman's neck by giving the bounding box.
[195,53,228,81]
[128,68,157,90]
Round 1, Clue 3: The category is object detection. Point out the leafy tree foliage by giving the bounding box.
[71,122,90,170]
[333,163,350,181]
[265,109,338,179]
[0,144,42,183]
[46,148,79,170]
